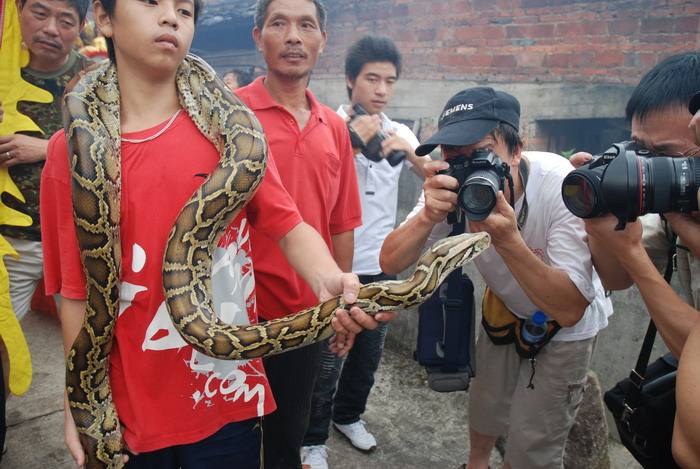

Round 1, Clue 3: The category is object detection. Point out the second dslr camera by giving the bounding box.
[438,149,511,221]
[348,104,406,166]
[561,141,699,229]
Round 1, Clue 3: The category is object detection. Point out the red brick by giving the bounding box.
[674,16,700,33]
[594,52,625,67]
[640,17,676,33]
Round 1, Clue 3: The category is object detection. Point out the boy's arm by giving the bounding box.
[278,223,396,355]
[61,299,132,466]
[60,298,88,468]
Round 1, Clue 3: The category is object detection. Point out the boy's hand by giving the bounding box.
[380,131,412,158]
[321,273,397,356]
[64,397,86,468]
[65,393,133,467]
[348,114,381,148]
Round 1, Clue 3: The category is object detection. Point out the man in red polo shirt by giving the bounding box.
[235,0,395,467]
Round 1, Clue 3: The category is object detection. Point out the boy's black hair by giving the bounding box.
[625,51,700,123]
[345,35,402,100]
[19,0,90,24]
[98,0,203,63]
[254,0,327,32]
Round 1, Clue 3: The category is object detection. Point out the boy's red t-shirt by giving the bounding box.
[41,112,302,452]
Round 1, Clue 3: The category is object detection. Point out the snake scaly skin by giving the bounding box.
[167,230,490,359]
[64,53,491,468]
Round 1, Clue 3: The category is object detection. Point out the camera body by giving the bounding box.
[561,141,700,229]
[349,104,406,167]
[438,149,511,221]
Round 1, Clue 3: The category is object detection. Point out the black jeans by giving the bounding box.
[124,418,262,469]
[302,273,393,447]
[262,340,324,469]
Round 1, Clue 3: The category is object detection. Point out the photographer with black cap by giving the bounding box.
[380,86,611,469]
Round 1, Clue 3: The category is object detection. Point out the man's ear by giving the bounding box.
[510,142,524,168]
[345,75,354,92]
[93,1,113,38]
[253,27,262,52]
[318,30,327,55]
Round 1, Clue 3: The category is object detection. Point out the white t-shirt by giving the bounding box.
[338,105,420,275]
[403,151,612,341]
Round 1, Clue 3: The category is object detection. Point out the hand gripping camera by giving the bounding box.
[438,149,511,221]
[347,104,406,166]
[561,141,700,230]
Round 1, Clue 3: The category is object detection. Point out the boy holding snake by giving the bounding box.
[39,0,388,467]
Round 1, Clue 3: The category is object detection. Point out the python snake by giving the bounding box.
[63,53,490,468]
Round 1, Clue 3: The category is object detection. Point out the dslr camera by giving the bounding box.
[438,149,511,221]
[561,141,699,229]
[347,104,406,166]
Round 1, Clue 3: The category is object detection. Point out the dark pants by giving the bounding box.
[124,418,261,469]
[262,341,324,469]
[302,273,392,446]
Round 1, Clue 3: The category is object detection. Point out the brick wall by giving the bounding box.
[314,0,699,85]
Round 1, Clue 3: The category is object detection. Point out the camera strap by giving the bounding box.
[515,158,530,231]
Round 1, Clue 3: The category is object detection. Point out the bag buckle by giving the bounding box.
[621,402,636,432]
[628,369,644,389]
[632,433,648,451]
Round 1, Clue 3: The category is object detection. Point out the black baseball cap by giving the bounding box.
[415,86,521,156]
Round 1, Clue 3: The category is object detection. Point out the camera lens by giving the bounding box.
[561,170,606,218]
[458,170,500,221]
[635,156,699,215]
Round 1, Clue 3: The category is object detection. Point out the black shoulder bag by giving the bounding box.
[414,218,476,392]
[603,239,680,469]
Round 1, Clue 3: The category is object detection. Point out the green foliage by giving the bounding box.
[561,148,577,159]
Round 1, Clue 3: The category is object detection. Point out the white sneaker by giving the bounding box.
[300,445,329,469]
[332,419,377,452]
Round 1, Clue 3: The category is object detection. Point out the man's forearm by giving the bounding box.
[673,316,700,466]
[619,253,698,358]
[379,211,434,275]
[495,238,588,327]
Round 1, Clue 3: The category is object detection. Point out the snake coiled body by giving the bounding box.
[64,53,491,468]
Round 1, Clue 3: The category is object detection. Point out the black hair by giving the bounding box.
[223,68,252,88]
[626,51,700,123]
[19,0,90,23]
[490,122,523,157]
[98,0,203,63]
[254,0,327,32]
[345,35,402,100]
